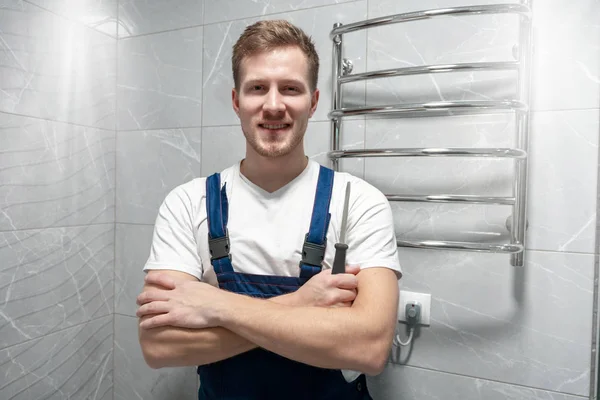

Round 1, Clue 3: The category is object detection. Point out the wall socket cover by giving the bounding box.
[398,290,431,326]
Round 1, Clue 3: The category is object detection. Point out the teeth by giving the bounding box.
[263,124,287,129]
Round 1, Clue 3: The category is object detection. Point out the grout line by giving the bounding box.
[392,364,589,399]
[119,0,364,40]
[589,95,600,398]
[0,110,116,132]
[113,4,119,399]
[118,125,204,132]
[114,313,138,319]
[0,314,113,352]
[0,222,115,234]
[199,21,205,178]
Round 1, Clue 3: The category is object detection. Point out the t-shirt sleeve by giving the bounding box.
[345,178,402,278]
[143,183,203,280]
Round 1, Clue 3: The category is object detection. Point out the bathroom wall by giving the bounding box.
[0,0,116,399]
[1,0,593,399]
[113,0,599,399]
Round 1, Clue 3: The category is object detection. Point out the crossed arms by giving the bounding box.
[137,265,399,376]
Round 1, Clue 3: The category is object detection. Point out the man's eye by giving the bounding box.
[252,85,263,91]
[286,87,299,92]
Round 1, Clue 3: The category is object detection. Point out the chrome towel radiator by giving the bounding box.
[328,3,533,266]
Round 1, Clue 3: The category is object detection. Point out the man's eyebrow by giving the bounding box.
[243,78,307,87]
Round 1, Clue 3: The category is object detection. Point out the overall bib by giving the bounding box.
[197,166,373,400]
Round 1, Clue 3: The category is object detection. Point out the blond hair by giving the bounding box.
[232,20,320,92]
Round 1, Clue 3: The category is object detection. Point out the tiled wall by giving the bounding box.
[114,1,599,399]
[0,0,116,398]
[1,0,597,399]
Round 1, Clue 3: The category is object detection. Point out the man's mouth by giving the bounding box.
[259,123,291,130]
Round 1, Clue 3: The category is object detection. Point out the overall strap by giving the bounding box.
[206,173,234,273]
[299,165,334,279]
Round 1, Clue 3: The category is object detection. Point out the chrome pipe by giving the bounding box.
[328,147,527,159]
[386,194,516,205]
[327,100,527,119]
[397,239,524,253]
[331,23,343,172]
[511,6,533,267]
[330,4,531,39]
[339,61,519,84]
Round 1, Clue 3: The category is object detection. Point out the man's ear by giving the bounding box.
[309,88,320,118]
[232,88,240,117]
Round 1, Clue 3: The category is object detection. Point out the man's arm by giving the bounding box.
[217,267,399,375]
[138,270,253,368]
[139,267,398,375]
[138,268,360,368]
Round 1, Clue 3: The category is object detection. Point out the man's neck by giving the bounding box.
[240,152,309,193]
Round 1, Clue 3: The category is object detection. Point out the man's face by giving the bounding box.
[232,46,319,159]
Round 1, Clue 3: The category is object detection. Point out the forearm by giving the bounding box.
[139,291,302,368]
[219,290,395,375]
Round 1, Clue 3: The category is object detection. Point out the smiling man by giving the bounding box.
[136,20,402,400]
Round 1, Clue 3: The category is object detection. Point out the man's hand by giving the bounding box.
[293,265,360,307]
[137,274,224,330]
[137,265,361,330]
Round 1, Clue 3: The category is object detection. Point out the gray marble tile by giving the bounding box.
[202,2,367,126]
[362,109,598,253]
[200,119,364,176]
[0,316,113,400]
[200,125,245,176]
[366,0,519,107]
[531,0,599,111]
[0,1,116,129]
[118,0,204,38]
[116,128,201,224]
[25,0,119,37]
[0,113,115,231]
[526,109,598,253]
[391,249,593,396]
[117,26,203,131]
[204,0,356,25]
[114,315,198,400]
[0,224,114,350]
[369,364,586,400]
[115,223,154,317]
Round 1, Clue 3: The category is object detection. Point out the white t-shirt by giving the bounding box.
[144,159,402,381]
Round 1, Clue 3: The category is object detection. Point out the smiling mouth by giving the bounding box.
[259,123,291,130]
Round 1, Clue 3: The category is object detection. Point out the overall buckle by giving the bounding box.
[209,231,231,261]
[300,233,326,267]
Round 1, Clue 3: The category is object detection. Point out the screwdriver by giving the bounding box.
[331,182,351,274]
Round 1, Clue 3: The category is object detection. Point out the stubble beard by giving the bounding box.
[243,125,305,158]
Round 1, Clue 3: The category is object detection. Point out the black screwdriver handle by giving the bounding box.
[331,243,348,274]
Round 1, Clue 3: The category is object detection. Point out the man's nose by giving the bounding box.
[263,88,285,114]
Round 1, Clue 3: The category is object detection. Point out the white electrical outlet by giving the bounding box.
[398,290,431,326]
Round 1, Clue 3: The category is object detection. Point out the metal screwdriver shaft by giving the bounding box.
[332,182,351,274]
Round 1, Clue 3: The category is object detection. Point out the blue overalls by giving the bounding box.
[197,165,373,400]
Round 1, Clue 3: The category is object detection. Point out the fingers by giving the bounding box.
[145,273,177,289]
[136,301,171,318]
[136,290,170,305]
[332,274,359,290]
[139,313,172,329]
[345,265,361,275]
[337,288,357,304]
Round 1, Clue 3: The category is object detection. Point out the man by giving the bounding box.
[136,20,402,400]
